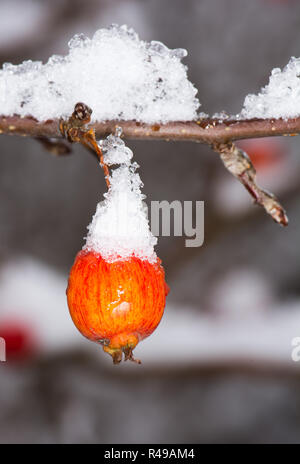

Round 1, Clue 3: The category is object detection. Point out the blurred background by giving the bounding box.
[1,0,300,444]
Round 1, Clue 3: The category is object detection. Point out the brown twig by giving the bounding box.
[212,142,288,226]
[35,137,71,156]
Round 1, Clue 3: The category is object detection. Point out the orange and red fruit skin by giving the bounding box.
[67,250,169,364]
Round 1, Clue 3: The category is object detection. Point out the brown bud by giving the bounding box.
[73,102,92,123]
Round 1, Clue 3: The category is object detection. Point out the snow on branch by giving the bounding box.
[241,56,300,120]
[0,24,199,123]
[1,25,300,226]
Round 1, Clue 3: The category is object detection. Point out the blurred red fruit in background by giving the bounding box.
[0,320,37,361]
[237,138,287,173]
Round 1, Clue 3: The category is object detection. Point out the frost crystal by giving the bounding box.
[85,135,157,262]
[0,24,199,123]
[241,56,300,120]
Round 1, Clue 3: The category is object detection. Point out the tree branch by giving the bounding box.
[1,111,298,226]
[0,115,300,143]
[212,142,288,226]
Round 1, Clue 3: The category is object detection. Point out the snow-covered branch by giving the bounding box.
[1,24,300,226]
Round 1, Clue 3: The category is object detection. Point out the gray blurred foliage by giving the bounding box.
[2,353,300,444]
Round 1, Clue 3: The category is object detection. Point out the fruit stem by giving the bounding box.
[59,102,110,188]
